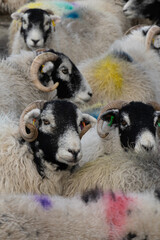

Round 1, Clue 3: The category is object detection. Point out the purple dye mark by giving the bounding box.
[34,195,53,210]
[71,2,79,7]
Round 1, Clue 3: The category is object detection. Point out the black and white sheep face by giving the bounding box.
[11,9,56,50]
[123,0,160,24]
[24,100,95,176]
[100,102,160,153]
[40,50,92,104]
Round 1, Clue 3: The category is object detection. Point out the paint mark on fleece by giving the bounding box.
[103,192,135,240]
[64,11,79,19]
[34,195,53,210]
[93,56,123,98]
[18,1,75,14]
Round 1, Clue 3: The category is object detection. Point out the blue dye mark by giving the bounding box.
[54,1,74,11]
[64,11,79,19]
[85,109,100,119]
[34,195,53,210]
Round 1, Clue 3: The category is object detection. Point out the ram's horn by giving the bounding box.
[97,100,127,138]
[30,52,59,92]
[79,124,91,139]
[19,100,46,142]
[147,101,160,111]
[145,25,160,50]
[124,24,146,35]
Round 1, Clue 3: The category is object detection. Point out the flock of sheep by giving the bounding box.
[1,0,160,239]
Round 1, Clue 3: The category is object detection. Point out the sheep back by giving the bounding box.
[63,152,160,197]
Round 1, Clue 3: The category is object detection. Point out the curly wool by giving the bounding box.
[63,151,160,197]
[0,190,160,239]
[0,113,70,195]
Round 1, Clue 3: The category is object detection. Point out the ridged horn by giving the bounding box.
[124,24,146,35]
[19,100,46,142]
[79,124,91,139]
[97,100,127,138]
[145,25,160,50]
[30,52,59,92]
[147,101,160,111]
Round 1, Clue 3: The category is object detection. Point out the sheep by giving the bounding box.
[67,0,131,33]
[0,49,92,118]
[9,4,124,63]
[78,25,160,115]
[80,100,160,165]
[123,0,160,25]
[63,100,160,196]
[0,99,96,195]
[0,189,160,239]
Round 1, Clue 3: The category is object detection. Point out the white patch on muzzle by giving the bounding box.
[74,76,92,104]
[123,0,137,18]
[26,27,45,50]
[56,129,82,166]
[135,130,157,153]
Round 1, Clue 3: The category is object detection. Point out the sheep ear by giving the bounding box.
[100,109,119,127]
[23,109,41,125]
[11,12,24,20]
[82,114,97,127]
[97,109,119,138]
[50,15,61,24]
[79,114,97,139]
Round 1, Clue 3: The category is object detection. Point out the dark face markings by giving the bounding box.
[20,9,52,44]
[30,100,80,177]
[118,102,156,150]
[40,49,83,99]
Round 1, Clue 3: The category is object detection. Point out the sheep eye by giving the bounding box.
[62,68,69,74]
[43,119,50,125]
[121,120,128,127]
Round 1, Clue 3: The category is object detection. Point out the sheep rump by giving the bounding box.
[0,189,160,239]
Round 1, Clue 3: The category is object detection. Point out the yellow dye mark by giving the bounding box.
[93,56,123,96]
[25,2,43,9]
[41,65,45,73]
[52,20,56,27]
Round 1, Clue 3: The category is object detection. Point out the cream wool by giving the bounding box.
[0,113,70,195]
[9,4,123,63]
[63,151,160,197]
[0,189,160,239]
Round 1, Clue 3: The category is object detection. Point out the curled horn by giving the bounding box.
[97,100,127,138]
[145,25,160,50]
[79,124,92,139]
[147,101,160,111]
[124,24,146,35]
[19,100,46,142]
[30,52,59,92]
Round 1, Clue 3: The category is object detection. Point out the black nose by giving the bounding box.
[88,92,92,97]
[142,145,153,152]
[32,39,40,45]
[68,149,80,160]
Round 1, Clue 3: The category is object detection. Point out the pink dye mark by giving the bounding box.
[103,191,135,240]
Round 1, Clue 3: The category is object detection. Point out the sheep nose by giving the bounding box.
[88,92,92,97]
[32,39,40,45]
[68,149,80,160]
[142,145,153,152]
